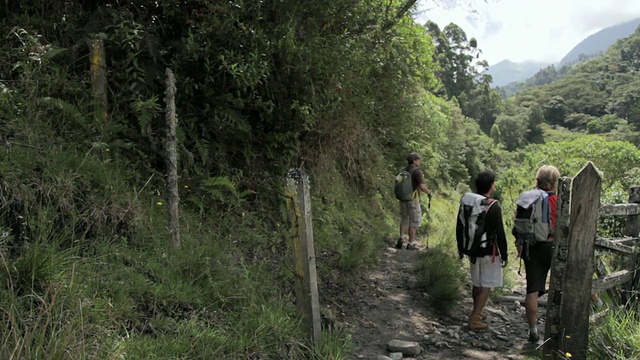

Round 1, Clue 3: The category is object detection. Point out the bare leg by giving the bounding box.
[471,286,490,318]
[524,292,538,327]
[525,291,540,342]
[400,224,409,239]
[408,226,417,243]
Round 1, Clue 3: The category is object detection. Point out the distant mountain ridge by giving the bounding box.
[486,60,550,87]
[487,17,640,88]
[559,17,640,67]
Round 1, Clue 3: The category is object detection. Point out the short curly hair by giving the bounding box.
[536,165,560,191]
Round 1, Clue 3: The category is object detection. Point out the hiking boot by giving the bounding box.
[406,242,420,250]
[468,314,488,331]
[395,238,404,249]
[528,330,540,343]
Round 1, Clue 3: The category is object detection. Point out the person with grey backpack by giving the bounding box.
[394,152,432,250]
[513,165,560,343]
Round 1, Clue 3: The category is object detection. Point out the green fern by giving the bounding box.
[202,176,240,203]
[131,95,162,134]
[36,97,83,120]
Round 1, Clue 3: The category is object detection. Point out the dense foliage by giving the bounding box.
[2,1,640,358]
[0,1,503,357]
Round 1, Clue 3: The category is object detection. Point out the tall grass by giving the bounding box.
[589,308,640,359]
[414,194,467,312]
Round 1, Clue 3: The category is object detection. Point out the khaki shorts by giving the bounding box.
[399,199,422,227]
[470,255,503,288]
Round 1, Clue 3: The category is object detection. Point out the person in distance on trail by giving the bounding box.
[516,165,560,343]
[396,152,433,250]
[456,170,508,331]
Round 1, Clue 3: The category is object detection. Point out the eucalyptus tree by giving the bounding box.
[424,20,502,134]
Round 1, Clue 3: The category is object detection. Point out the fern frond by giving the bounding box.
[201,177,244,205]
[37,97,83,120]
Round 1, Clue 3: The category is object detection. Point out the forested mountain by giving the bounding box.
[559,17,640,67]
[492,18,640,92]
[488,25,640,152]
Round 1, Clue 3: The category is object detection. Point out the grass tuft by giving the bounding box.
[589,308,640,359]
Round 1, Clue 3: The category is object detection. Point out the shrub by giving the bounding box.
[589,308,640,359]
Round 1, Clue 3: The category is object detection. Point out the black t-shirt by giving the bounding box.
[479,200,508,260]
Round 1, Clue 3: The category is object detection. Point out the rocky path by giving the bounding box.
[332,244,545,360]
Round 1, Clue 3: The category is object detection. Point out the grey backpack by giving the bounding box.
[513,189,552,247]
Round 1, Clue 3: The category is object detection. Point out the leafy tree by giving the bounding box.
[587,114,625,134]
[527,104,545,143]
[493,113,528,151]
[564,113,596,131]
[543,96,571,125]
[425,21,502,134]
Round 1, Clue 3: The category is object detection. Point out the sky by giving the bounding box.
[415,0,640,65]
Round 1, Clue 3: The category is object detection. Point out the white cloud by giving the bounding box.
[416,0,640,65]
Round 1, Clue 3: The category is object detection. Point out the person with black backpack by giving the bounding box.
[513,165,560,343]
[456,170,508,331]
[394,152,432,250]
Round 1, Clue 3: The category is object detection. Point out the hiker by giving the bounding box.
[395,152,432,250]
[456,170,508,331]
[516,165,560,343]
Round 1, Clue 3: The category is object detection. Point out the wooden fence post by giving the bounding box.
[90,34,108,128]
[623,186,640,304]
[165,68,180,248]
[544,175,572,358]
[285,168,322,345]
[544,162,602,360]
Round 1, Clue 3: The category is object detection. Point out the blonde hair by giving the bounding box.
[536,165,560,191]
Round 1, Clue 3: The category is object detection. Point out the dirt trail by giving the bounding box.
[331,243,542,360]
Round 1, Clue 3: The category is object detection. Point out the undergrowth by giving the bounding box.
[0,142,364,359]
[415,194,467,312]
[589,308,640,359]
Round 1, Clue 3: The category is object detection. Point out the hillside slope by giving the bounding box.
[487,59,549,87]
[558,17,640,67]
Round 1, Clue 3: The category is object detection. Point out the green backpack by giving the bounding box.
[394,167,417,201]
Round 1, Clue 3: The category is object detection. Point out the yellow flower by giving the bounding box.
[157,201,163,206]
[184,185,189,188]
[565,352,572,358]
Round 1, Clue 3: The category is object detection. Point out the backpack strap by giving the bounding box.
[407,166,420,199]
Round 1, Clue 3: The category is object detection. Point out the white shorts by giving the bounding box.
[470,255,503,288]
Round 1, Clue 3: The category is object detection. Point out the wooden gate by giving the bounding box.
[543,162,640,359]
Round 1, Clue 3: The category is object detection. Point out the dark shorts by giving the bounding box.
[522,242,554,296]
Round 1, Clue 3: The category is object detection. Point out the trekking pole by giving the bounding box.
[426,193,432,248]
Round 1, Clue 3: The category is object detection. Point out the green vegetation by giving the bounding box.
[589,309,640,359]
[415,195,467,312]
[2,1,640,358]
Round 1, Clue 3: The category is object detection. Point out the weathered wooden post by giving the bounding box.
[544,162,602,360]
[90,34,108,127]
[165,68,180,248]
[622,186,640,304]
[285,168,322,346]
